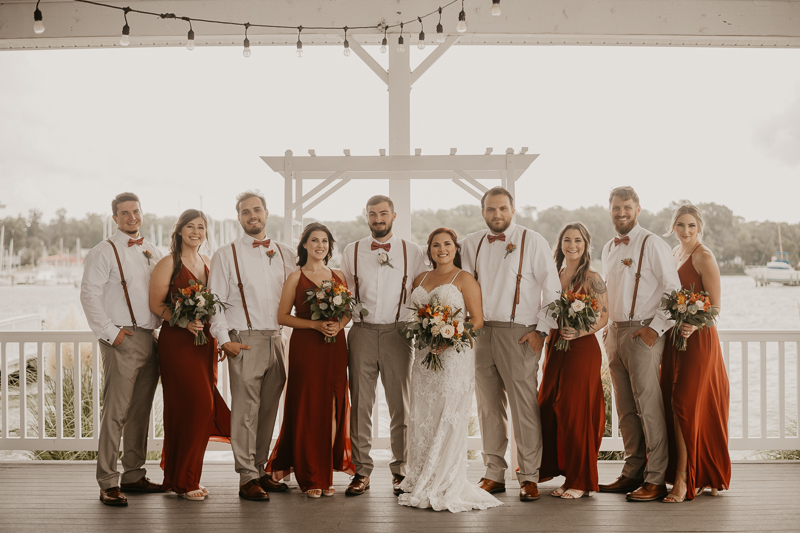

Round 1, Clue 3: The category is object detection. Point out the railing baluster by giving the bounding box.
[797,341,800,437]
[760,341,767,438]
[779,341,785,439]
[742,341,749,439]
[20,342,27,439]
[37,341,44,439]
[1,341,7,439]
[73,342,81,439]
[93,341,100,441]
[722,340,730,374]
[56,342,63,440]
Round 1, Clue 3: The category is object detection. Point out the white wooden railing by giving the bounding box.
[1,330,799,454]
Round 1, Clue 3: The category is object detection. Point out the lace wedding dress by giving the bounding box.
[398,277,502,513]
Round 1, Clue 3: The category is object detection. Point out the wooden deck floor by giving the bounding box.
[0,460,798,533]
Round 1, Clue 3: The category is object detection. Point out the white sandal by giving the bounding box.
[183,489,206,501]
[307,489,322,499]
[561,488,593,499]
[322,487,335,497]
[551,485,566,497]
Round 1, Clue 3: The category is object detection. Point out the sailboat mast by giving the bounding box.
[778,223,784,255]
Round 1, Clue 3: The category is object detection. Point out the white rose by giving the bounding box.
[195,294,205,307]
[432,314,444,325]
[333,295,343,306]
[431,324,442,337]
[687,304,698,315]
[571,300,585,312]
[457,322,464,334]
[677,303,688,314]
[319,302,328,310]
[440,324,455,339]
[378,252,388,264]
[316,290,326,299]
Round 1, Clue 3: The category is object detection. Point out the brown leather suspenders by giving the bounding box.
[629,234,651,320]
[352,239,408,322]
[471,230,527,322]
[230,243,252,331]
[472,235,487,282]
[353,241,361,305]
[107,240,137,330]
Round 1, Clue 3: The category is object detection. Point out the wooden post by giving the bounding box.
[388,44,411,240]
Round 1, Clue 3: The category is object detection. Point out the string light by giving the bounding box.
[491,0,502,16]
[436,7,445,43]
[417,17,425,50]
[296,26,303,57]
[397,22,405,53]
[457,0,467,33]
[120,8,131,46]
[186,19,195,51]
[33,0,45,34]
[343,26,350,57]
[242,23,251,57]
[380,26,388,54]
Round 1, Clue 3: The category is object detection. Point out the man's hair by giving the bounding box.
[366,195,394,213]
[236,190,267,213]
[608,186,639,206]
[480,186,515,210]
[112,192,140,216]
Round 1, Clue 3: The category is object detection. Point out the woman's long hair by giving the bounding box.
[554,222,593,292]
[426,227,462,269]
[169,209,208,284]
[297,222,335,267]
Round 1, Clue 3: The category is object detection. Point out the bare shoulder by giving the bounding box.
[693,245,718,271]
[201,254,212,263]
[286,269,302,284]
[332,269,347,286]
[413,271,428,287]
[587,270,607,294]
[455,269,479,292]
[154,254,174,270]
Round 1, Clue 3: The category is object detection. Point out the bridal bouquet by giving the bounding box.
[661,287,718,351]
[305,279,368,343]
[399,296,482,371]
[543,290,601,351]
[167,280,229,345]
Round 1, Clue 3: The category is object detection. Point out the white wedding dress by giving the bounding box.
[398,275,502,513]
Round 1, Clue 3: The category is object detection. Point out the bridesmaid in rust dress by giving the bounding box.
[537,222,608,499]
[149,209,231,501]
[266,223,355,498]
[660,205,731,502]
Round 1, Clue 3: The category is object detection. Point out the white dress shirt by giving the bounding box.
[601,223,681,336]
[209,234,298,345]
[340,235,428,324]
[80,230,164,344]
[461,222,560,332]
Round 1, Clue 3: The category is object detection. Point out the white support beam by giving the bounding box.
[263,154,538,172]
[292,171,346,210]
[451,178,485,202]
[410,35,460,85]
[453,170,489,194]
[388,42,411,240]
[302,178,351,215]
[349,36,389,86]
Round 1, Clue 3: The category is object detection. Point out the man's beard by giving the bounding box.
[242,220,266,236]
[486,217,511,234]
[371,221,393,239]
[613,216,637,236]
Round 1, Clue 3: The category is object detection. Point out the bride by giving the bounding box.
[398,228,503,513]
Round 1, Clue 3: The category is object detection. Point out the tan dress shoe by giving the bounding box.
[99,487,128,506]
[627,483,668,502]
[259,474,289,492]
[392,474,405,495]
[239,479,270,501]
[598,475,644,493]
[120,476,163,493]
[519,481,540,501]
[345,474,370,496]
[477,477,506,494]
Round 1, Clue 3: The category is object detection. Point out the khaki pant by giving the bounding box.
[228,330,286,486]
[96,328,160,490]
[605,323,668,485]
[475,321,542,484]
[347,322,413,477]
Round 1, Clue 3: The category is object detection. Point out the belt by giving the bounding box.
[611,318,653,329]
[229,328,282,337]
[117,325,153,332]
[483,321,537,329]
[351,321,398,331]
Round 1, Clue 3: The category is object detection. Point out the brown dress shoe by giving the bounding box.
[627,483,668,502]
[345,474,370,496]
[99,487,128,506]
[392,474,405,495]
[259,474,289,492]
[598,475,645,493]
[477,477,506,494]
[239,479,270,501]
[120,477,163,493]
[519,481,540,501]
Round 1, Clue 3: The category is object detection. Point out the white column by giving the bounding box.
[388,44,411,240]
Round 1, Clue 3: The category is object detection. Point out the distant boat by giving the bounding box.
[744,224,800,286]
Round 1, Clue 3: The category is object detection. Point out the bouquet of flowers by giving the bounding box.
[305,279,368,343]
[661,287,718,351]
[167,280,229,345]
[399,295,483,371]
[543,291,601,351]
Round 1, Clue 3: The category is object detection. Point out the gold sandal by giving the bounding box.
[664,471,688,503]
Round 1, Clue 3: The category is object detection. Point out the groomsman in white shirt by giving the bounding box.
[340,195,428,496]
[598,186,680,502]
[461,187,560,502]
[80,192,164,506]
[209,190,297,501]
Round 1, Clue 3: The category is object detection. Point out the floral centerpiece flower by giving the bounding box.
[166,280,229,345]
[543,290,601,351]
[399,295,483,371]
[304,279,368,343]
[661,287,718,351]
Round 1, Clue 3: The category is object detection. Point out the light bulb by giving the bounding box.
[418,31,425,49]
[243,37,251,57]
[380,37,387,54]
[417,41,425,50]
[33,8,45,34]
[397,36,405,53]
[492,0,502,16]
[186,29,195,51]
[343,40,350,57]
[296,40,303,57]
[457,10,467,33]
[436,23,445,43]
[120,24,130,46]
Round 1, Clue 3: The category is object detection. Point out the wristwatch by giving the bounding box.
[536,330,548,339]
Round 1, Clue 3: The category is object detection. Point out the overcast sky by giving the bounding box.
[1,44,798,225]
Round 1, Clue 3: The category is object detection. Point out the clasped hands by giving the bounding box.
[315,319,342,339]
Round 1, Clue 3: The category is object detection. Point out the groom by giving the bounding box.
[340,195,428,496]
[461,187,560,502]
[209,190,297,501]
[599,186,680,501]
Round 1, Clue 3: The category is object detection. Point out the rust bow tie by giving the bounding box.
[371,242,391,252]
[487,233,506,244]
[614,236,630,247]
[252,239,271,248]
[127,237,144,247]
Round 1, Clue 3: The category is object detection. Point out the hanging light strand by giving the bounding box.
[120,7,131,47]
[296,26,303,57]
[242,22,251,57]
[397,22,405,53]
[380,26,388,54]
[33,0,45,34]
[343,26,350,56]
[185,18,195,50]
[492,0,502,16]
[457,0,467,33]
[436,7,445,43]
[417,17,425,50]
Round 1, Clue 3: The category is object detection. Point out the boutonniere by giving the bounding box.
[621,258,634,268]
[503,243,517,260]
[377,251,395,268]
[266,250,277,265]
[143,250,153,265]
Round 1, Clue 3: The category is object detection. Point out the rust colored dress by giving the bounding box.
[158,264,231,494]
[538,326,605,492]
[265,271,355,492]
[660,254,731,499]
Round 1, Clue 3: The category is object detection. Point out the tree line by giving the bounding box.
[1,202,798,271]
